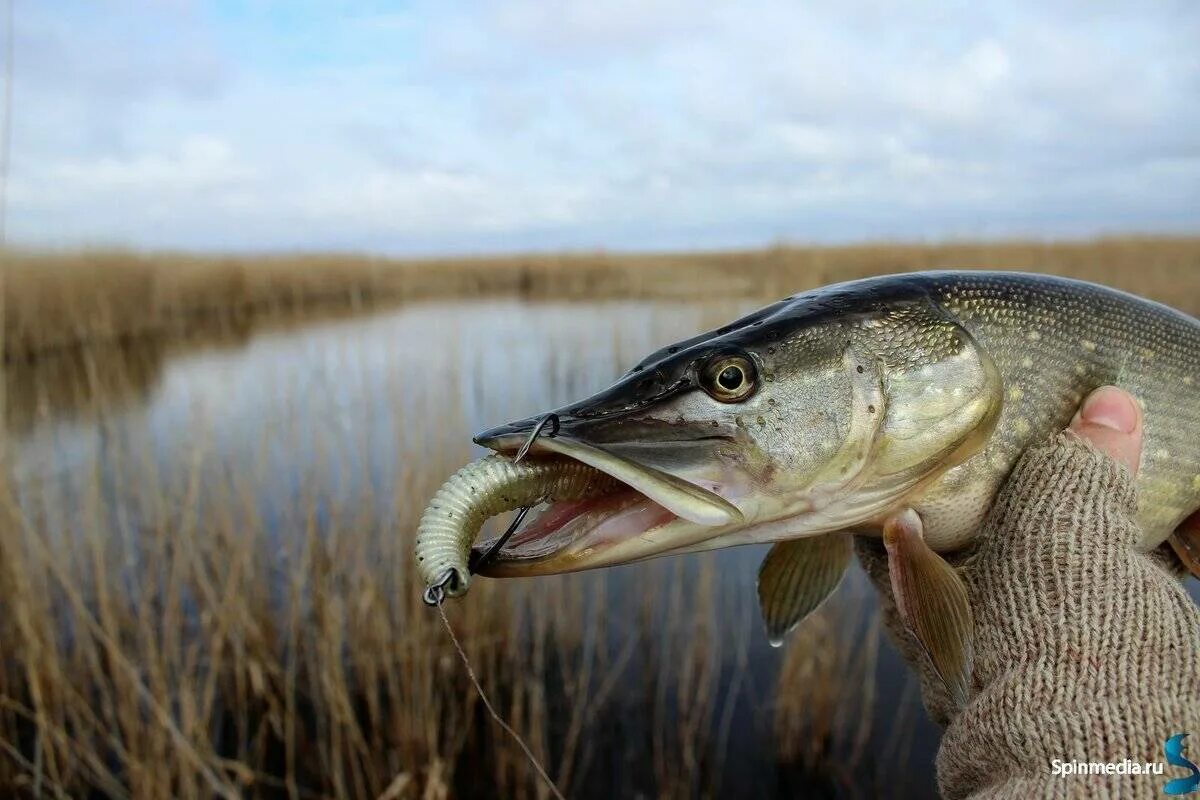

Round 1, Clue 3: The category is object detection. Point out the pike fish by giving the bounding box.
[416,271,1200,704]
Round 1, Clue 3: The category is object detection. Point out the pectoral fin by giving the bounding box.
[757,534,851,646]
[1168,514,1200,579]
[883,508,974,708]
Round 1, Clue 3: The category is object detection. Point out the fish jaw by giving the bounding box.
[474,492,697,577]
[471,430,743,526]
[468,279,1010,574]
[525,435,743,526]
[473,484,807,576]
[468,420,892,576]
[469,424,772,575]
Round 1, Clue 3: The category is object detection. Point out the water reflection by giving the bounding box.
[8,298,942,797]
[6,340,167,436]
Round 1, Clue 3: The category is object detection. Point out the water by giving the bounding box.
[6,298,963,797]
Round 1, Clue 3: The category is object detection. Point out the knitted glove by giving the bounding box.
[857,431,1200,799]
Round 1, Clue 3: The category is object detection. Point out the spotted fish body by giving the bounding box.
[467,271,1200,567]
[443,271,1198,686]
[740,271,1200,680]
[426,270,1199,616]
[910,272,1200,550]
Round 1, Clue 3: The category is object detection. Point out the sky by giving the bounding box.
[6,0,1200,255]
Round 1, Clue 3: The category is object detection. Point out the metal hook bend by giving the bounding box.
[514,413,560,463]
[469,413,559,574]
[424,413,561,607]
[468,504,534,575]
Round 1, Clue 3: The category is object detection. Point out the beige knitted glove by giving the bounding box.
[857,394,1200,798]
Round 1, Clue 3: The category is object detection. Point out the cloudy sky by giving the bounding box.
[7,0,1199,254]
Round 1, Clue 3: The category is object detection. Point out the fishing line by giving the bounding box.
[433,597,567,800]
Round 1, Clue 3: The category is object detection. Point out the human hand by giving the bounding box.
[856,386,1200,798]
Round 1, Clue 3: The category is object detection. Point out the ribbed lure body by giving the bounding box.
[415,455,622,599]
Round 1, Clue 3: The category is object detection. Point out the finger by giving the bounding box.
[1068,386,1144,476]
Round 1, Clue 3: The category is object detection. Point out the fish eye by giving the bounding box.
[701,354,757,402]
[718,366,743,390]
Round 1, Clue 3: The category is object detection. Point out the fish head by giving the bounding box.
[472,278,1003,575]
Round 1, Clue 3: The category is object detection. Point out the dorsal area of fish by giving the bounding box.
[630,271,1199,550]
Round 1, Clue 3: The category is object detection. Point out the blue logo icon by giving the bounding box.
[1164,734,1200,795]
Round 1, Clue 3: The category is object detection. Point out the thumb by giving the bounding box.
[1068,386,1144,476]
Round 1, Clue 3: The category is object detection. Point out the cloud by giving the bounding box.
[6,0,1199,253]
[294,167,592,235]
[10,135,258,247]
[47,137,250,194]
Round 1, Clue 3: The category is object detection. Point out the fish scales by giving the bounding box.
[440,271,1198,660]
[448,270,1200,583]
[923,273,1200,549]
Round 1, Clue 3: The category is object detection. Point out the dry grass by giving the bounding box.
[1,389,884,798]
[3,237,1198,798]
[6,236,1200,361]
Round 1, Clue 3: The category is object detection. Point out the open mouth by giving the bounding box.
[469,435,743,575]
[471,487,677,573]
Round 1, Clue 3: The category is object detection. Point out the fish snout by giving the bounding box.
[472,419,535,452]
[473,412,579,453]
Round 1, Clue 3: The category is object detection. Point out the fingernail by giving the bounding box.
[1080,387,1138,433]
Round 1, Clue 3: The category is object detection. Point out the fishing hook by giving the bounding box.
[513,412,560,463]
[422,413,562,605]
[467,504,534,576]
[467,413,560,576]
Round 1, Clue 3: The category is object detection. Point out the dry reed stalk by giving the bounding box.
[7,238,1200,361]
[5,241,1196,796]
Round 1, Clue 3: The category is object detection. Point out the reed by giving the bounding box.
[4,237,1197,797]
[2,321,890,799]
[7,237,1200,361]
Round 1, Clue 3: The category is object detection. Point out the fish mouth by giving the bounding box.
[470,428,744,576]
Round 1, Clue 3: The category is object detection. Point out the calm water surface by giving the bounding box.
[11,299,972,797]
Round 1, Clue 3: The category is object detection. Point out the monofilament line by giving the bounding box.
[434,598,567,800]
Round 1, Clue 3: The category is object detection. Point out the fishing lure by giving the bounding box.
[415,453,621,604]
